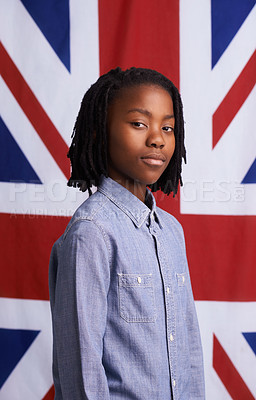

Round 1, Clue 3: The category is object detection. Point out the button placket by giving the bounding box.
[160,246,177,393]
[150,227,176,397]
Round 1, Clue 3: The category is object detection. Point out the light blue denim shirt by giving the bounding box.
[49,176,205,399]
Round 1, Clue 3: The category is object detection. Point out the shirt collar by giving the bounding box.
[97,176,161,228]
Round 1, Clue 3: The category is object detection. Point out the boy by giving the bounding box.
[49,67,205,399]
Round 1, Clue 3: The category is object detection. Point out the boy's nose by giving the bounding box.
[146,130,165,149]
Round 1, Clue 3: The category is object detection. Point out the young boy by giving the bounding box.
[49,67,205,399]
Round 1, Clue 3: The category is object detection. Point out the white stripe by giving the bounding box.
[1,77,66,183]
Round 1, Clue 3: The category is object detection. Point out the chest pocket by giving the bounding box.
[118,273,156,323]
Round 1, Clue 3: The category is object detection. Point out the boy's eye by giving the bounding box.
[162,126,174,132]
[131,122,146,128]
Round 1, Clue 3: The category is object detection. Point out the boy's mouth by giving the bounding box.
[140,153,166,166]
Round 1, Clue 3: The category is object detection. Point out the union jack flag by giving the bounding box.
[1,1,255,399]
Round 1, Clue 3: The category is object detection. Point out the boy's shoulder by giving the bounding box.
[58,190,109,244]
[72,189,108,221]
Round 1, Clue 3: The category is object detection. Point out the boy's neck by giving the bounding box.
[110,177,147,203]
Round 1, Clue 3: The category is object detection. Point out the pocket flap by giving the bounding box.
[119,273,153,287]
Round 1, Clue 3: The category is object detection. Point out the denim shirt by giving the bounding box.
[49,176,205,400]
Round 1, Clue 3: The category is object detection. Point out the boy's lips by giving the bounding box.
[140,152,166,166]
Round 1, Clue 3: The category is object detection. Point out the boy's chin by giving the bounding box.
[133,178,159,186]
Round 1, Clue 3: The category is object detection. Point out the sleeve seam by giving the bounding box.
[60,217,112,266]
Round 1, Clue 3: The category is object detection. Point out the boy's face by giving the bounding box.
[107,84,175,201]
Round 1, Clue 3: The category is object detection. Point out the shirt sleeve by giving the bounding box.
[49,219,111,400]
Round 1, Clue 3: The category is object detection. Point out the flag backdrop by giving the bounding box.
[1,0,256,399]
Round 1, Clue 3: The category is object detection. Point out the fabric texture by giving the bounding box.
[49,176,205,399]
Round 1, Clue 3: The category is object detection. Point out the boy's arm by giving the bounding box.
[49,220,111,400]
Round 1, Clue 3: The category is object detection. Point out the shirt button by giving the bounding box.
[170,333,174,342]
[173,379,176,387]
[167,287,170,294]
[137,277,142,284]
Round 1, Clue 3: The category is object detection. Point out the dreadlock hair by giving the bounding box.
[67,67,186,196]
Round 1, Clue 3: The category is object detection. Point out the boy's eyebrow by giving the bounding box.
[127,108,152,117]
[127,108,175,120]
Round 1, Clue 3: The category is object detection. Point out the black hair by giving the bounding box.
[67,67,186,196]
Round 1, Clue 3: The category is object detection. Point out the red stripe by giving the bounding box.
[212,51,256,148]
[213,334,254,399]
[0,43,70,179]
[0,213,70,300]
[184,213,256,301]
[99,0,179,88]
[2,204,256,301]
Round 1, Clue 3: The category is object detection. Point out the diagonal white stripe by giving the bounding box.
[0,0,99,144]
[210,6,256,110]
[196,301,256,400]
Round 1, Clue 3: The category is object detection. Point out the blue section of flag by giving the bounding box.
[211,0,255,68]
[242,332,256,355]
[241,158,256,184]
[20,0,70,71]
[0,117,42,184]
[0,328,40,388]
